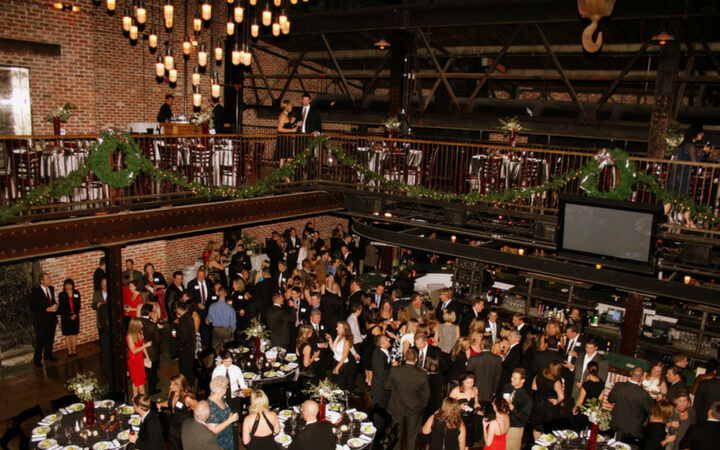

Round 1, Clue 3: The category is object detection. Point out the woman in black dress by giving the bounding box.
[362,309,383,386]
[424,356,446,422]
[276,99,298,170]
[57,278,80,356]
[644,399,676,450]
[571,361,605,430]
[157,374,198,450]
[296,324,319,392]
[530,360,565,440]
[242,390,281,450]
[449,337,470,383]
[422,397,467,450]
[449,371,482,445]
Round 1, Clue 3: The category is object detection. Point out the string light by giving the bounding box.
[281,20,290,34]
[193,16,202,31]
[272,20,280,37]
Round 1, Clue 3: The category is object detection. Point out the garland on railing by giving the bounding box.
[1,133,719,226]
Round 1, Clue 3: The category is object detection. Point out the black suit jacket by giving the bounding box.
[252,279,277,319]
[212,104,226,134]
[391,299,410,319]
[532,349,563,375]
[165,283,183,323]
[370,347,392,408]
[439,300,464,325]
[292,105,322,134]
[266,304,294,348]
[384,363,430,417]
[563,334,586,366]
[186,278,215,308]
[266,239,283,271]
[608,381,653,438]
[181,419,222,450]
[321,292,345,333]
[501,344,523,388]
[285,236,301,267]
[289,421,336,450]
[412,345,445,374]
[679,421,720,450]
[666,379,689,403]
[459,309,483,336]
[467,351,502,402]
[693,377,720,423]
[141,317,161,362]
[134,409,164,450]
[177,313,196,354]
[31,285,57,324]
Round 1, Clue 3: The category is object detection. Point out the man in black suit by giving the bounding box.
[253,267,278,320]
[413,332,445,375]
[93,257,106,291]
[484,308,502,343]
[30,272,58,367]
[127,395,164,450]
[693,373,720,424]
[680,401,720,450]
[187,266,215,346]
[501,329,523,389]
[608,367,653,443]
[389,289,409,320]
[460,297,485,336]
[370,335,393,439]
[533,336,563,378]
[165,271,184,359]
[512,313,529,339]
[289,400,337,450]
[229,242,252,279]
[181,401,225,450]
[266,293,294,349]
[294,92,322,136]
[211,97,226,134]
[384,349,430,450]
[308,308,330,378]
[285,227,301,270]
[92,278,112,382]
[467,336,502,403]
[266,231,284,277]
[666,365,689,403]
[348,279,365,307]
[561,325,585,416]
[123,259,144,288]
[176,301,196,386]
[321,283,345,337]
[438,287,464,325]
[371,283,389,309]
[140,304,162,395]
[571,338,609,401]
[157,94,174,123]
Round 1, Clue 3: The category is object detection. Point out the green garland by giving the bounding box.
[86,132,143,188]
[1,133,719,227]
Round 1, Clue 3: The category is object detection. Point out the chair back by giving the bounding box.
[0,425,28,450]
[51,394,80,410]
[12,404,43,428]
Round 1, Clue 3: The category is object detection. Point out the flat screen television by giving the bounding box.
[557,194,662,274]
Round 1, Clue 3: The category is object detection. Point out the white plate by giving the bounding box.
[612,444,630,450]
[240,346,250,353]
[326,411,342,424]
[38,439,57,449]
[532,446,546,450]
[93,441,112,450]
[278,409,294,419]
[263,371,278,377]
[274,434,292,445]
[347,438,365,448]
[285,354,297,362]
[63,445,82,450]
[43,413,62,424]
[128,414,142,426]
[538,434,556,444]
[244,372,256,379]
[98,399,115,409]
[32,426,51,436]
[68,403,85,412]
[117,430,130,440]
[352,412,368,422]
[361,425,376,435]
[120,405,135,415]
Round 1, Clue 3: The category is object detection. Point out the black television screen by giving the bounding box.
[557,194,662,274]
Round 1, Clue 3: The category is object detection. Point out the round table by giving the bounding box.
[226,346,299,388]
[29,400,136,450]
[275,406,375,450]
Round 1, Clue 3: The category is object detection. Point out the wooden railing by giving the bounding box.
[1,133,719,228]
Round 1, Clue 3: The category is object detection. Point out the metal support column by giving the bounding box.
[105,245,127,395]
[389,30,409,117]
[647,20,681,159]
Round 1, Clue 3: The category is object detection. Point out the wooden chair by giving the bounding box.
[478,156,504,194]
[51,394,80,410]
[12,150,42,198]
[188,144,213,186]
[0,425,28,450]
[12,404,43,429]
[383,150,408,183]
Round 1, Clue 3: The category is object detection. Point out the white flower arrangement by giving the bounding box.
[303,379,345,402]
[243,317,270,340]
[191,108,215,130]
[661,129,683,158]
[65,372,102,402]
[383,116,402,131]
[46,102,78,122]
[497,116,529,133]
[578,398,611,431]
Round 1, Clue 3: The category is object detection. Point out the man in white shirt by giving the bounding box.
[485,308,501,342]
[571,338,608,400]
[211,350,247,399]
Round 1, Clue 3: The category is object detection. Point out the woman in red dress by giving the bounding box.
[127,317,152,397]
[124,280,143,318]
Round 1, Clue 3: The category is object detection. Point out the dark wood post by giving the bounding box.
[105,245,127,395]
[619,292,644,357]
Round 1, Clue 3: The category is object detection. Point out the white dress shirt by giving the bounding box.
[212,363,248,393]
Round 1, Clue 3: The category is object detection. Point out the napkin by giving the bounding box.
[46,445,61,450]
[111,439,121,448]
[357,435,373,443]
[30,435,46,442]
[533,441,551,447]
[60,408,70,415]
[37,421,51,426]
[346,409,357,415]
[360,422,372,427]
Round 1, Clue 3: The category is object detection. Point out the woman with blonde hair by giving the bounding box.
[491,328,510,356]
[242,390,281,450]
[437,310,460,355]
[538,320,562,352]
[449,336,471,381]
[276,99,298,170]
[157,374,197,450]
[468,317,486,338]
[644,399,677,449]
[422,397,467,450]
[329,321,356,391]
[126,317,151,397]
[469,331,484,356]
[207,377,240,450]
[400,318,418,357]
[296,324,320,389]
[642,361,668,400]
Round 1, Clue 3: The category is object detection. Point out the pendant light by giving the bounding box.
[193,15,202,32]
[214,41,223,61]
[249,0,256,5]
[273,0,280,6]
[272,19,280,37]
[251,19,259,38]
[281,20,290,35]
[227,20,235,35]
[234,5,243,22]
[201,0,212,21]
[149,28,158,48]
[183,35,192,55]
[163,0,173,28]
[130,22,139,40]
[211,72,220,98]
[193,85,202,107]
[231,43,241,65]
[136,1,146,24]
[168,68,178,82]
[192,65,201,86]
[262,3,271,27]
[107,0,116,11]
[278,9,287,27]
[242,43,252,66]
[198,43,208,67]
[164,47,174,70]
[289,0,296,4]
[122,7,132,31]
[156,55,165,77]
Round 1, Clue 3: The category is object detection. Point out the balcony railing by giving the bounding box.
[1,133,719,229]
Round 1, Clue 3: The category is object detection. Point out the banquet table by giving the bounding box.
[249,253,270,272]
[274,406,375,450]
[226,346,299,389]
[29,400,136,450]
[531,431,637,450]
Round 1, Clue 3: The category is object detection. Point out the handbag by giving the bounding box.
[299,364,316,379]
[144,358,152,369]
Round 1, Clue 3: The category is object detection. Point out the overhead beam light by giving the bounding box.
[374,39,390,50]
[54,2,80,11]
[651,30,675,45]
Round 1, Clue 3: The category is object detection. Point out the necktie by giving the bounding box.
[225,368,232,400]
[567,339,574,359]
[418,351,425,369]
[302,107,308,124]
[45,288,52,305]
[201,284,206,303]
[69,293,75,314]
[442,301,449,310]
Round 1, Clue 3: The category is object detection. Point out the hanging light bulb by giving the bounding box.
[232,43,241,65]
[136,2,146,24]
[164,0,173,28]
[149,28,158,48]
[169,68,178,83]
[193,16,202,31]
[249,0,256,5]
[243,50,252,66]
[262,4,271,27]
[107,0,116,11]
[182,35,191,55]
[251,19,259,38]
[273,0,281,6]
[227,20,235,35]
[164,47,174,70]
[233,6,243,22]
[227,0,233,3]
[214,42,223,61]
[193,85,202,107]
[156,55,165,77]
[192,65,201,86]
[201,0,211,21]
[289,0,297,4]
[279,9,287,26]
[272,20,280,37]
[130,22,139,40]
[122,8,132,31]
[198,43,208,67]
[211,73,221,98]
[281,20,290,35]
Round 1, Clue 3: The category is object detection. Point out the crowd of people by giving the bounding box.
[29,222,720,450]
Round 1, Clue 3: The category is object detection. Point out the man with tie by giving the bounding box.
[485,308,502,343]
[211,350,247,408]
[31,272,58,367]
[385,348,430,450]
[512,313,529,339]
[295,92,322,136]
[187,266,215,346]
[460,297,485,336]
[438,287,463,325]
[501,368,533,450]
[413,332,444,375]
[370,335,394,439]
[680,401,720,450]
[266,293,294,349]
[308,309,329,379]
[501,329,523,389]
[92,277,112,381]
[561,324,585,413]
[285,227,301,270]
[372,283,389,309]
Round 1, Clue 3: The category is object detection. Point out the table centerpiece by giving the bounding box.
[46,101,78,136]
[191,108,214,134]
[383,116,402,140]
[578,398,611,450]
[302,379,345,422]
[497,116,529,147]
[65,372,103,427]
[243,317,270,362]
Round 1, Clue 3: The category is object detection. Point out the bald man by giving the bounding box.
[181,401,222,450]
[608,367,653,444]
[289,400,337,450]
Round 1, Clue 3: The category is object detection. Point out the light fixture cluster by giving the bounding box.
[53,2,81,12]
[106,0,300,107]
